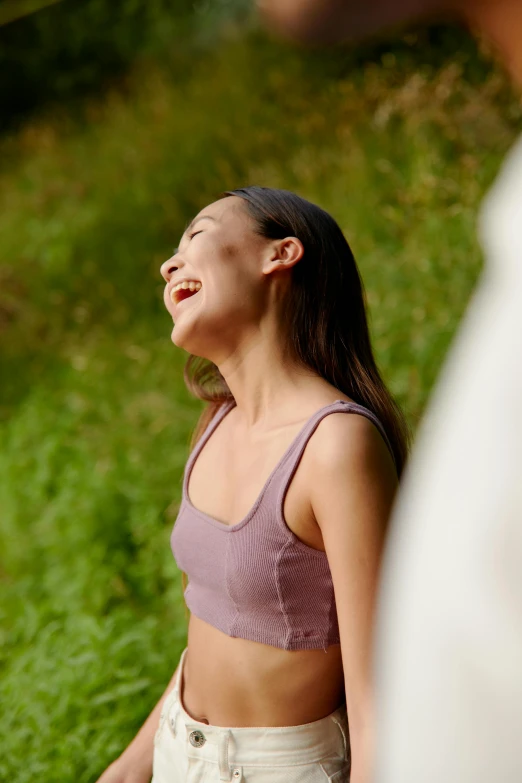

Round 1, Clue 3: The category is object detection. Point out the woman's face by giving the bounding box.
[160,196,275,361]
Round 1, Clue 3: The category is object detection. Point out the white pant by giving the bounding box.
[152,648,351,782]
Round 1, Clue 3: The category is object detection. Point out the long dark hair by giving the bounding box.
[183,186,410,476]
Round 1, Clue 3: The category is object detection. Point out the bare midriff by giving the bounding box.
[181,614,345,727]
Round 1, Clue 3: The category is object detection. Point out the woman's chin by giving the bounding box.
[170,325,187,348]
[170,324,200,354]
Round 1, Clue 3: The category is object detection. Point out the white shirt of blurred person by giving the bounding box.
[258,1,522,781]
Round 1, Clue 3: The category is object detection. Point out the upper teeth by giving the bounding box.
[171,280,202,301]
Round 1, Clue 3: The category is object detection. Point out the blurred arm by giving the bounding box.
[256,0,447,43]
[256,0,355,42]
[374,138,522,783]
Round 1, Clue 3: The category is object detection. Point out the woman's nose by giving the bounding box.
[160,254,179,282]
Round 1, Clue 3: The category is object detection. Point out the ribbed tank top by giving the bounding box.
[171,399,395,651]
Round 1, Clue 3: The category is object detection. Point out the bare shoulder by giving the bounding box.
[311,410,397,480]
[306,410,398,534]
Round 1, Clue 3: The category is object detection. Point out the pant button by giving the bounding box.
[189,729,206,747]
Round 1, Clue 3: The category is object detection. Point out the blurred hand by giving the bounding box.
[257,0,440,43]
[95,755,152,783]
[257,0,346,42]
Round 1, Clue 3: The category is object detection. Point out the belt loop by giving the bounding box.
[168,701,180,738]
[160,685,176,730]
[218,729,231,781]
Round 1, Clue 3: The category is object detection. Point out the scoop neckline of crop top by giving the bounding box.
[182,398,391,532]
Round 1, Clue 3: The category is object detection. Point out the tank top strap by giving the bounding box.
[183,399,236,489]
[270,399,397,502]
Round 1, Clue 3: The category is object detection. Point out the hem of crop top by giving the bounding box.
[181,398,394,547]
[184,594,341,651]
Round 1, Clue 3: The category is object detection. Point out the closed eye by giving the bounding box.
[173,229,203,255]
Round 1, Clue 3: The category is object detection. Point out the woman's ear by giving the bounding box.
[262,236,304,276]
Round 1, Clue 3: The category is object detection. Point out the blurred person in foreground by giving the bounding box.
[258,1,522,782]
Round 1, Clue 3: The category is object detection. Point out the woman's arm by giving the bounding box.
[96,661,181,783]
[309,413,398,783]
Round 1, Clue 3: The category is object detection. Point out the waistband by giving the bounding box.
[163,647,350,767]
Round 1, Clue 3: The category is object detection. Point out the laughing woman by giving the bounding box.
[97,187,409,783]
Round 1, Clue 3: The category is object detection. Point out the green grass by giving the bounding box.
[0,26,520,782]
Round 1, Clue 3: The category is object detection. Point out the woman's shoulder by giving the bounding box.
[306,410,398,535]
[308,405,397,483]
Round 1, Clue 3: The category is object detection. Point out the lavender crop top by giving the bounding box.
[171,399,395,651]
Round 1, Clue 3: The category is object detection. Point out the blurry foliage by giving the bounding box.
[0,0,194,131]
[0,0,510,132]
[0,9,521,782]
[0,0,63,27]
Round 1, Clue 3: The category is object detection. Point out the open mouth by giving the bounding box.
[170,282,202,307]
